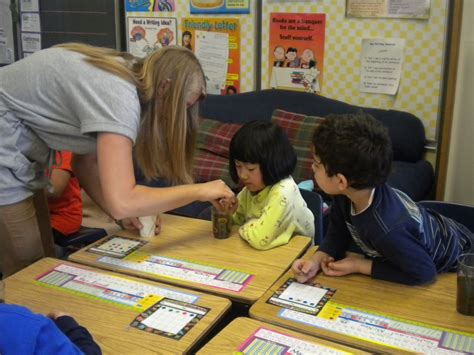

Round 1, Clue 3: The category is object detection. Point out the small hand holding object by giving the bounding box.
[321,254,371,277]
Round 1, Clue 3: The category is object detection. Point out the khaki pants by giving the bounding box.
[0,190,55,278]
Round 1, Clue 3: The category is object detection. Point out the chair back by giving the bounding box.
[418,200,474,232]
[300,189,324,245]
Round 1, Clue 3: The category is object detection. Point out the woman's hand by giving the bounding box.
[198,180,236,209]
[118,214,162,235]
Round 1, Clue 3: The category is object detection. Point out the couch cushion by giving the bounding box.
[192,149,236,187]
[196,118,242,158]
[193,118,243,187]
[388,160,434,201]
[271,109,324,183]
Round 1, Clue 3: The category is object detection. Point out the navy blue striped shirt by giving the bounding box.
[320,184,473,285]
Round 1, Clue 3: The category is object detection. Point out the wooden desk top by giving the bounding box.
[4,258,231,355]
[69,214,311,304]
[197,317,370,354]
[250,247,474,354]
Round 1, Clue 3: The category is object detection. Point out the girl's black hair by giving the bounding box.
[229,121,297,186]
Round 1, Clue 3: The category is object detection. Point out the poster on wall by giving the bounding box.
[269,13,325,94]
[182,18,240,95]
[125,0,176,12]
[360,38,404,95]
[346,0,430,19]
[127,17,177,58]
[190,0,250,14]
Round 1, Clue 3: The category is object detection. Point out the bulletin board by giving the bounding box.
[261,0,448,140]
[125,0,257,94]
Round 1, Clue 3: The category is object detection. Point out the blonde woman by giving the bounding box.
[0,44,235,277]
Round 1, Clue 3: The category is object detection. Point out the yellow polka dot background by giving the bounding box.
[261,0,448,140]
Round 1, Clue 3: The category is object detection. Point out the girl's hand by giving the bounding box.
[321,255,372,276]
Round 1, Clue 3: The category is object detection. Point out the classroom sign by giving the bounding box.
[127,17,177,58]
[269,13,326,94]
[182,17,241,95]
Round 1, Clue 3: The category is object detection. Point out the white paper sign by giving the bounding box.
[20,0,39,12]
[21,12,41,32]
[360,38,405,95]
[195,30,229,93]
[21,32,41,52]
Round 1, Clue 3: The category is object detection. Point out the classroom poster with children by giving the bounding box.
[182,18,241,95]
[127,17,177,58]
[269,13,326,93]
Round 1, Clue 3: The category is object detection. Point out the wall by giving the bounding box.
[261,0,448,141]
[125,0,258,93]
[444,1,474,205]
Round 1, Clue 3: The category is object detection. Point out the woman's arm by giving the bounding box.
[74,133,234,220]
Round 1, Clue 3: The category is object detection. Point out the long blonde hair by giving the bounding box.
[55,43,205,185]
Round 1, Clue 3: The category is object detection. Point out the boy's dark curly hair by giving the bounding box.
[312,112,392,189]
[229,121,297,186]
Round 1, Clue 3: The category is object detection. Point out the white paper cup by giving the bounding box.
[139,215,157,237]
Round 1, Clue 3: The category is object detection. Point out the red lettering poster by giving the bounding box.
[269,13,326,93]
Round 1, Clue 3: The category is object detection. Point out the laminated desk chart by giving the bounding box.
[36,263,213,340]
[271,280,474,354]
[89,236,255,292]
[238,327,351,355]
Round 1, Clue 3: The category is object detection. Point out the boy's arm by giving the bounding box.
[318,197,353,258]
[370,228,437,285]
[54,315,102,355]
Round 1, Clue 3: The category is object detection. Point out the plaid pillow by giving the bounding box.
[196,118,242,158]
[271,109,324,183]
[193,118,242,188]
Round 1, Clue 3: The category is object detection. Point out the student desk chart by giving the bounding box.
[197,317,371,354]
[250,247,474,354]
[69,213,311,304]
[4,258,231,355]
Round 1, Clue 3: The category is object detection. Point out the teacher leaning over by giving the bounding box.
[0,43,235,277]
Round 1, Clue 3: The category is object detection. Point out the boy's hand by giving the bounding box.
[322,255,372,276]
[292,251,333,283]
[292,259,319,283]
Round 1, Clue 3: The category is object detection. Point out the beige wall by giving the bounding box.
[444,1,474,205]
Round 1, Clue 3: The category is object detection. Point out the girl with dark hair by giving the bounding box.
[228,121,314,250]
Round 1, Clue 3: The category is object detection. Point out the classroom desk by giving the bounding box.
[69,213,311,304]
[4,258,231,355]
[249,247,474,354]
[197,317,370,354]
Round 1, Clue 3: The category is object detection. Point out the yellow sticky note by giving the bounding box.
[318,302,343,320]
[124,251,149,263]
[135,294,163,310]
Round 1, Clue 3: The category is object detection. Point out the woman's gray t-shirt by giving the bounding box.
[0,47,141,205]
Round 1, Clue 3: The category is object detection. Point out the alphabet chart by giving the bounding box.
[279,302,474,354]
[36,263,199,311]
[238,327,351,355]
[88,236,147,258]
[97,252,255,292]
[130,298,209,340]
[268,278,336,315]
